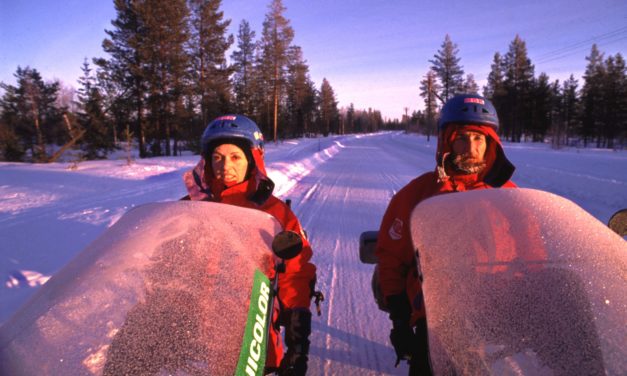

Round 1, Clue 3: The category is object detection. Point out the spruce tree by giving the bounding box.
[581,44,605,147]
[138,0,190,156]
[231,20,257,117]
[429,34,464,103]
[503,35,535,142]
[77,60,112,159]
[531,72,553,142]
[319,78,339,136]
[286,46,316,137]
[0,67,61,162]
[601,53,627,148]
[561,75,580,144]
[346,103,355,134]
[462,74,479,95]
[419,69,440,141]
[189,0,233,126]
[0,117,23,161]
[259,0,294,141]
[98,0,148,157]
[484,52,507,135]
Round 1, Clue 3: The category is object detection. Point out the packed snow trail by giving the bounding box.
[284,133,436,375]
[505,144,627,223]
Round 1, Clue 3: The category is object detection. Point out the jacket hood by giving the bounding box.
[436,124,515,188]
[183,146,274,204]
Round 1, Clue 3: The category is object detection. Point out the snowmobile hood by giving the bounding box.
[183,147,274,205]
[436,124,515,188]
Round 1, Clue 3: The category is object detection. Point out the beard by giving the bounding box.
[451,154,487,174]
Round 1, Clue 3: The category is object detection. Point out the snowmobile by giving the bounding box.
[360,188,626,375]
[0,201,303,376]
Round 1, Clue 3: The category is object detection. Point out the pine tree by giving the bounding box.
[561,75,580,144]
[189,0,233,126]
[483,52,507,135]
[231,20,257,117]
[580,44,605,147]
[98,0,148,157]
[462,73,479,94]
[77,60,112,159]
[138,0,190,156]
[286,46,316,137]
[259,0,294,141]
[419,69,440,141]
[429,34,464,103]
[319,78,339,136]
[346,103,355,134]
[0,116,23,161]
[503,35,535,142]
[601,53,627,148]
[531,72,553,142]
[0,66,61,162]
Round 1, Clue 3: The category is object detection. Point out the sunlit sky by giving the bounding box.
[1,0,626,120]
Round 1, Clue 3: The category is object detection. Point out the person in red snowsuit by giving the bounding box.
[375,94,517,375]
[182,114,316,375]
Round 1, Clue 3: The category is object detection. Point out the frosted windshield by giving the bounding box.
[0,201,281,375]
[411,188,626,375]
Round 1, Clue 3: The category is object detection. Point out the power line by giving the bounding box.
[536,26,627,59]
[537,35,627,65]
[535,26,627,64]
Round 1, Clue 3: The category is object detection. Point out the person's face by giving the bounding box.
[452,130,487,162]
[211,143,249,185]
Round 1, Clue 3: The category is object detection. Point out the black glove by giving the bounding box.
[387,293,415,365]
[409,317,433,375]
[278,309,311,376]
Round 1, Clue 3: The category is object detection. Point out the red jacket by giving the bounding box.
[375,125,516,325]
[183,148,316,309]
[183,148,316,368]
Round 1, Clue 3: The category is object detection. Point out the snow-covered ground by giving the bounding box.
[1,131,626,374]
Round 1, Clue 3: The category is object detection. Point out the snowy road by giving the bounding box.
[1,132,626,375]
[289,134,421,375]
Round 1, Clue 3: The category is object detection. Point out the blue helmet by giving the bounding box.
[201,115,264,156]
[438,94,499,130]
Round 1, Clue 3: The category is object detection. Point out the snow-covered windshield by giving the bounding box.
[411,188,626,375]
[0,201,280,375]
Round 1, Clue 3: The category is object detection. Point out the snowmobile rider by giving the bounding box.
[182,114,316,375]
[375,94,517,375]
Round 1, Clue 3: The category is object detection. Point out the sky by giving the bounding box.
[1,132,626,373]
[1,0,626,120]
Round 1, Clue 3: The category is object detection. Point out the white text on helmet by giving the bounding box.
[216,115,237,121]
[463,98,485,105]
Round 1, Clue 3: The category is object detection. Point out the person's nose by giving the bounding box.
[471,140,483,155]
[222,157,231,169]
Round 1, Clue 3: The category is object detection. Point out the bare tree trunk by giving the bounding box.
[137,107,145,158]
[273,65,279,142]
[49,130,86,163]
[126,124,134,166]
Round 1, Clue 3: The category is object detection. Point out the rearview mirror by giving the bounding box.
[608,209,627,237]
[359,231,379,264]
[272,231,303,260]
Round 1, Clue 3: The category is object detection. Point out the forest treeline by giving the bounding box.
[0,0,385,162]
[417,35,626,149]
[1,0,625,162]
